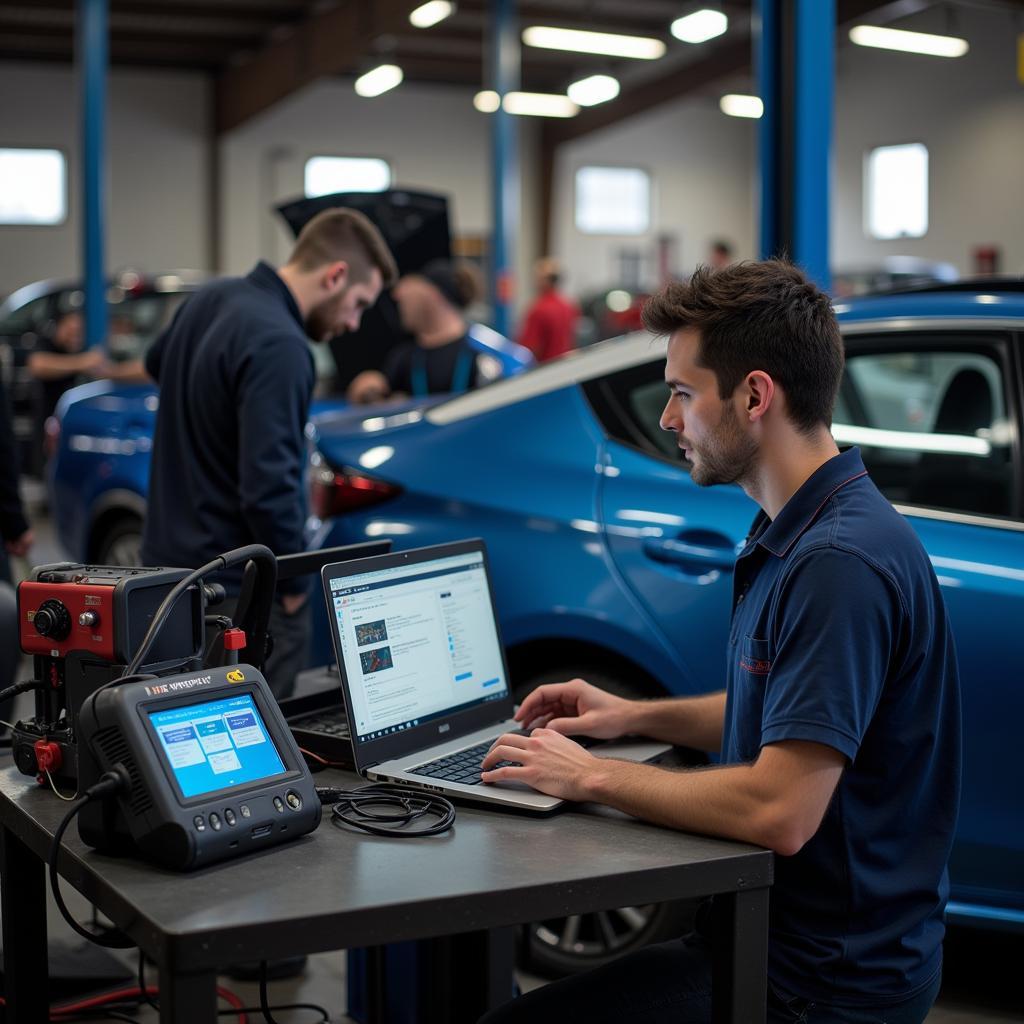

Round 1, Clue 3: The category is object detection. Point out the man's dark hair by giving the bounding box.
[289,208,398,288]
[642,260,844,434]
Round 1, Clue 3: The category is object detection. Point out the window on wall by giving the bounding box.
[304,156,391,198]
[0,148,66,225]
[865,143,928,240]
[575,166,650,235]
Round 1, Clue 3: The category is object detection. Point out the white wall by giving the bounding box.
[218,79,540,316]
[550,101,757,295]
[832,6,1024,275]
[0,62,211,297]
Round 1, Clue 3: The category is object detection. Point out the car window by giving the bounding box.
[836,341,1016,518]
[106,291,190,362]
[0,293,53,338]
[582,359,685,463]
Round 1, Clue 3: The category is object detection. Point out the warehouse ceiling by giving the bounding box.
[1,0,1022,136]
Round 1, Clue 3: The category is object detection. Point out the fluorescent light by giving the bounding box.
[719,94,763,118]
[504,92,578,117]
[354,64,403,97]
[670,9,728,44]
[409,1,453,28]
[832,423,990,456]
[567,74,620,106]
[474,90,500,112]
[849,25,968,58]
[474,90,579,117]
[523,25,665,59]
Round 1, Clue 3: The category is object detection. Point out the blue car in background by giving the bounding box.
[302,283,1024,962]
[49,322,532,566]
[51,281,1024,971]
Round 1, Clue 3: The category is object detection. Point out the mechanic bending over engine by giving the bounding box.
[480,260,961,1024]
[141,209,397,699]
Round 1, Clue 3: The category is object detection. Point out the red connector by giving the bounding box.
[222,628,247,651]
[34,739,63,774]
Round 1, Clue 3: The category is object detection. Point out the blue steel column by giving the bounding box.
[755,0,834,291]
[80,0,109,349]
[489,0,519,338]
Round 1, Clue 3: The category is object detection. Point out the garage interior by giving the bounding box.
[1,1,1023,1022]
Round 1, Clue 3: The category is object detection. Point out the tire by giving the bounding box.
[513,664,700,978]
[95,516,144,567]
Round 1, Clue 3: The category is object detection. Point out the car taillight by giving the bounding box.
[309,462,402,519]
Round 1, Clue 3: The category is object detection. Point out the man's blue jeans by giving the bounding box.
[479,935,942,1024]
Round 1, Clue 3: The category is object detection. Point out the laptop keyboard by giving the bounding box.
[410,739,520,787]
[291,710,350,739]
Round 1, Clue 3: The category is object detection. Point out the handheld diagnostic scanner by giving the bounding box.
[77,664,320,870]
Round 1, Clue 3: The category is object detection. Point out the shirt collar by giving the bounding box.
[756,447,868,559]
[247,261,303,329]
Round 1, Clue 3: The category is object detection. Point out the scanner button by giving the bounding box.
[193,815,205,832]
[224,809,236,826]
[273,796,284,812]
[240,804,251,818]
[286,790,302,810]
[209,813,222,831]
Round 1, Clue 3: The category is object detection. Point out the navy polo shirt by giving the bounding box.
[142,262,315,595]
[724,447,961,1005]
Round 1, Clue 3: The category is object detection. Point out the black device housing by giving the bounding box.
[78,664,320,870]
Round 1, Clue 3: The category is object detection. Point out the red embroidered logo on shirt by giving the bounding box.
[740,656,771,675]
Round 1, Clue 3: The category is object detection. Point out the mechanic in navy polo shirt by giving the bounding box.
[142,209,397,698]
[481,260,961,1024]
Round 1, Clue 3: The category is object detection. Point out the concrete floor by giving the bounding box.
[9,507,1024,1023]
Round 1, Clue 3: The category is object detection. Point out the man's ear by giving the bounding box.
[324,260,349,294]
[745,370,775,423]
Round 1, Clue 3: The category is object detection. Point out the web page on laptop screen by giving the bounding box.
[327,552,509,742]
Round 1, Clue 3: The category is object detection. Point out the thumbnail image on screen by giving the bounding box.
[356,619,388,647]
[359,646,394,674]
[149,693,287,799]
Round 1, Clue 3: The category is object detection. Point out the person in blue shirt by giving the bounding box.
[142,209,397,698]
[481,259,961,1023]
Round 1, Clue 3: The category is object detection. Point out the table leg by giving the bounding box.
[418,927,516,1021]
[711,886,769,1024]
[157,962,218,1024]
[0,823,49,1023]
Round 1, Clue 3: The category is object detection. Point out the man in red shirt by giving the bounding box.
[518,257,579,362]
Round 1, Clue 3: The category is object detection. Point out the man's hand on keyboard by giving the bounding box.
[480,727,601,801]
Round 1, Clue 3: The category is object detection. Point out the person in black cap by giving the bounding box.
[347,260,497,403]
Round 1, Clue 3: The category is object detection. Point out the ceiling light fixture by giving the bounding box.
[473,90,579,117]
[848,25,968,58]
[719,94,763,118]
[354,64,404,97]
[409,1,454,29]
[567,74,620,106]
[522,26,666,60]
[670,9,728,44]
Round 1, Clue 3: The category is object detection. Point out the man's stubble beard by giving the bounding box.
[687,401,759,489]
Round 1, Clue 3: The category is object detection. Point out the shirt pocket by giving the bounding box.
[738,635,773,679]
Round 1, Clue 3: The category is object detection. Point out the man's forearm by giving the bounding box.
[624,691,726,752]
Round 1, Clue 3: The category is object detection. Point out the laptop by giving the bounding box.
[321,538,671,812]
[275,541,392,767]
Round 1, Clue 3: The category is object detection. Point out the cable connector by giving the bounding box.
[84,765,131,802]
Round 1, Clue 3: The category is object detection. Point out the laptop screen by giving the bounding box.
[325,546,510,744]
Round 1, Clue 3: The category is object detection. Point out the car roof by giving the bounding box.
[427,287,1024,427]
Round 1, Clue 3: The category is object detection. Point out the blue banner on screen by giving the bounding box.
[149,694,286,798]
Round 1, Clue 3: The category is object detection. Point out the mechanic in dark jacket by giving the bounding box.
[141,209,397,698]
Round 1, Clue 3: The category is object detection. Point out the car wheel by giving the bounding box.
[523,900,696,978]
[513,666,700,978]
[95,516,144,567]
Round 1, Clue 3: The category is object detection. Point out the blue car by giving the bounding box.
[48,323,532,566]
[304,283,1024,955]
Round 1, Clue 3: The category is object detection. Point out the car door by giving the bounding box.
[585,360,755,698]
[839,323,1024,921]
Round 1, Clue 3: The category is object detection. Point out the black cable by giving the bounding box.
[0,677,43,705]
[215,1003,328,1022]
[48,769,136,949]
[318,783,456,837]
[137,949,159,1014]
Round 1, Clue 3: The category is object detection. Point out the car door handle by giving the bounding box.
[642,536,737,572]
